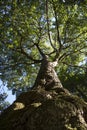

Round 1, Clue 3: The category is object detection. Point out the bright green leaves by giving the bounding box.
[8,44,14,49]
[0,0,87,93]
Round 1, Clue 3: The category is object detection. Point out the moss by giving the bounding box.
[65,124,77,130]
[0,89,87,130]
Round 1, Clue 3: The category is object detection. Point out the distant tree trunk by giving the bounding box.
[33,56,63,90]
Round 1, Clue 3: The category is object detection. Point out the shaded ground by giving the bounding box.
[0,88,87,130]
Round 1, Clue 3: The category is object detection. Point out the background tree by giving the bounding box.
[0,0,87,99]
[0,82,10,112]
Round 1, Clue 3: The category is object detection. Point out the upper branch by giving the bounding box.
[19,38,41,63]
[46,0,57,51]
[59,45,87,62]
[34,43,46,59]
[52,0,62,51]
[62,62,87,70]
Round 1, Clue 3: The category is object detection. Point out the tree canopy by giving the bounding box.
[0,0,87,96]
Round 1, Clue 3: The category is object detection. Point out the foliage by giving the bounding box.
[58,60,87,100]
[0,90,10,112]
[59,67,87,101]
[0,0,87,95]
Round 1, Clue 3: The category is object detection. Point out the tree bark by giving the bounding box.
[33,57,63,90]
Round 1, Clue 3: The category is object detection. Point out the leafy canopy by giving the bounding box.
[0,0,87,91]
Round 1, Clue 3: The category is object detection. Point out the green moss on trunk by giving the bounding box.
[0,89,87,130]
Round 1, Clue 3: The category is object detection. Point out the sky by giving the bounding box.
[0,80,16,104]
[5,86,16,104]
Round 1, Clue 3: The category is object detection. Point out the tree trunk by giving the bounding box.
[1,59,87,130]
[33,57,63,90]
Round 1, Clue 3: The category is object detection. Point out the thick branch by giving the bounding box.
[34,43,46,58]
[19,38,41,63]
[51,0,63,61]
[52,0,62,50]
[46,0,57,51]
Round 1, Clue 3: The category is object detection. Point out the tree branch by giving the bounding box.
[46,0,57,51]
[62,62,87,69]
[75,86,87,101]
[0,61,39,71]
[59,44,87,62]
[65,31,87,44]
[19,38,41,63]
[34,43,46,58]
[52,0,62,51]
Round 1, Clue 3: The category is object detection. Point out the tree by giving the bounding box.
[1,1,87,130]
[59,67,87,101]
[0,83,10,112]
[0,0,87,92]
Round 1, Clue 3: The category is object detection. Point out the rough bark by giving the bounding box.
[0,90,87,130]
[33,57,63,90]
[0,57,87,130]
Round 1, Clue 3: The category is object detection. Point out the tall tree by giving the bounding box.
[0,0,87,91]
[1,1,87,130]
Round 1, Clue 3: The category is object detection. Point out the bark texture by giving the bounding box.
[0,90,87,130]
[0,59,87,130]
[33,58,63,90]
